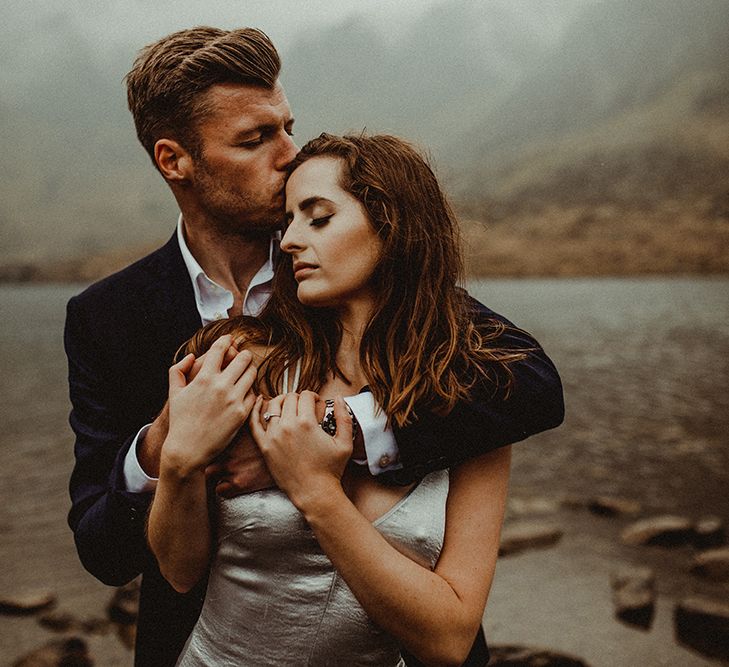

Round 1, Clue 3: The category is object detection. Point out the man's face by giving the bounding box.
[189,81,297,235]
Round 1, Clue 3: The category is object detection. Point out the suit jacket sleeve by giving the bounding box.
[65,294,153,586]
[385,297,564,485]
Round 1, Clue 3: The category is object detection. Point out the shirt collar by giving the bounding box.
[176,215,278,322]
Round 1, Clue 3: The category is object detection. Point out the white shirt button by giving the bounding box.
[379,454,391,468]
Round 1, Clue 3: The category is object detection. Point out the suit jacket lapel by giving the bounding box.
[138,233,202,361]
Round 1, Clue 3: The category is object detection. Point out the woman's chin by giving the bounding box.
[296,288,334,309]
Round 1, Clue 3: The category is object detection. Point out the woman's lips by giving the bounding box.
[293,262,317,281]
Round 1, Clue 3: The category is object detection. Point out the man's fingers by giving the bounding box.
[215,480,236,498]
[205,462,224,478]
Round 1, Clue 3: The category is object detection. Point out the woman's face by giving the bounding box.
[281,156,383,310]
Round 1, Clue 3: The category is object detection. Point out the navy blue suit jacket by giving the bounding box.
[65,233,563,666]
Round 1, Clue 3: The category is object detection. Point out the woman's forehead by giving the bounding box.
[285,156,347,203]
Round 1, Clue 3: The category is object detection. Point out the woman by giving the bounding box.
[148,134,523,666]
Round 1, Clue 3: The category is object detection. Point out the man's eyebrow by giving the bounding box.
[234,117,295,140]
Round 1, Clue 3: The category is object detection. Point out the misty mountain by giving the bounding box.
[457,0,729,171]
[283,0,580,152]
[0,0,727,275]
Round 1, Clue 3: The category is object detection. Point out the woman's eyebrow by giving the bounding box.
[298,196,334,212]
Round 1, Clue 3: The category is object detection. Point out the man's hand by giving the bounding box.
[207,426,275,498]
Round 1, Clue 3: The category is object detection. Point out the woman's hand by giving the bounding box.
[162,335,258,476]
[249,391,353,511]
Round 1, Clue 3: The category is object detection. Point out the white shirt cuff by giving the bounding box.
[344,392,402,476]
[122,424,159,493]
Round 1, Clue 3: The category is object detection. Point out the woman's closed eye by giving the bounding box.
[311,215,332,227]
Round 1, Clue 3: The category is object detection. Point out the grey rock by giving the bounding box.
[115,621,137,650]
[37,610,78,632]
[693,515,726,549]
[690,547,729,581]
[610,567,655,629]
[107,579,140,625]
[675,596,729,661]
[588,496,641,517]
[489,644,591,666]
[499,523,563,556]
[80,617,112,635]
[0,591,56,615]
[11,637,92,667]
[508,497,561,517]
[620,515,693,546]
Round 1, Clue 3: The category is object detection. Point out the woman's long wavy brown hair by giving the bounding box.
[184,133,527,427]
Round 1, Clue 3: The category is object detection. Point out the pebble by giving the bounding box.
[488,644,591,666]
[620,515,693,546]
[693,515,726,549]
[107,579,140,625]
[674,596,729,661]
[610,566,655,629]
[11,636,92,667]
[508,497,561,516]
[587,496,642,517]
[37,610,77,632]
[499,523,563,556]
[116,622,137,650]
[690,547,729,582]
[81,617,112,635]
[0,591,56,615]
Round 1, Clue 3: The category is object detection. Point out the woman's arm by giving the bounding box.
[250,392,510,667]
[147,337,258,592]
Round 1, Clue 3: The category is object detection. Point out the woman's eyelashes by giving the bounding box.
[311,215,333,227]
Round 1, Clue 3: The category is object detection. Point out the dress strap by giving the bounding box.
[281,359,302,392]
[292,359,301,391]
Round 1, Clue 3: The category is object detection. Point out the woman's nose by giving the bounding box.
[280,222,302,254]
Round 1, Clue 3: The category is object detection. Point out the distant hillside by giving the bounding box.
[449,0,729,276]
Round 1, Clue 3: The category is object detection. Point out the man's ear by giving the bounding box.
[154,138,193,182]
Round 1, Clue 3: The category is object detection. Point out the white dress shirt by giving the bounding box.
[123,217,401,493]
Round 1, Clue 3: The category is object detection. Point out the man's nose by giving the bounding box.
[276,132,299,170]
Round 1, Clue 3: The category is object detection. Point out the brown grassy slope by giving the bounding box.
[458,73,729,276]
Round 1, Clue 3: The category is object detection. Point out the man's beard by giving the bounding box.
[193,161,284,240]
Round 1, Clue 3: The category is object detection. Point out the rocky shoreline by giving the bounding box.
[4,493,727,666]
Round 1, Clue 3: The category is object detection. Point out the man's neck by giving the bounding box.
[181,218,271,301]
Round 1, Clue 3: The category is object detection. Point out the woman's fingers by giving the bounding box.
[249,396,266,444]
[281,392,299,419]
[199,334,233,374]
[263,395,285,427]
[297,390,319,422]
[221,348,253,382]
[168,353,195,395]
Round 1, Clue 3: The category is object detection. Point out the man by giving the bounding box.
[65,27,563,667]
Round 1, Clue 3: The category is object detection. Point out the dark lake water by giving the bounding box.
[1,279,727,666]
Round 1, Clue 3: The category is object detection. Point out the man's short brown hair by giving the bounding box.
[126,26,281,164]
